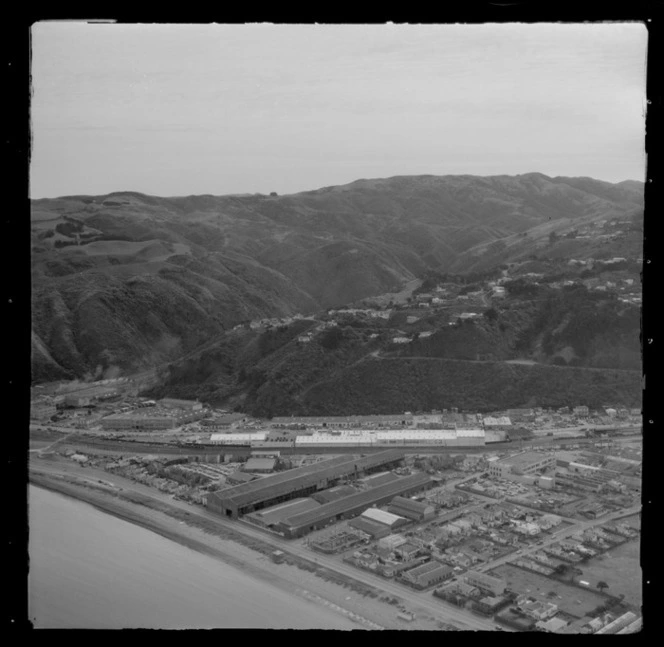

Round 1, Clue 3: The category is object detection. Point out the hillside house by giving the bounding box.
[369,310,392,319]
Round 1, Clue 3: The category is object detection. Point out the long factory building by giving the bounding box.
[209,428,486,447]
[206,449,405,518]
[275,472,433,538]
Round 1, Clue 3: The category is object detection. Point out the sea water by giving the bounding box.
[28,486,357,630]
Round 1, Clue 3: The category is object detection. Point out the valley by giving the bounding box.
[31,173,643,415]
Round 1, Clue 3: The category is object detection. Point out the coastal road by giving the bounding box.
[29,458,497,631]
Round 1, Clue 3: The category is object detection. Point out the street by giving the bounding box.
[473,504,640,574]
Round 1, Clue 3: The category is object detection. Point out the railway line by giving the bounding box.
[39,429,641,459]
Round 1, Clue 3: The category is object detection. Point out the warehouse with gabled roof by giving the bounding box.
[388,496,436,522]
[206,450,405,518]
[275,472,432,538]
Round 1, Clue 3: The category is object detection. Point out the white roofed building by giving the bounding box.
[360,507,409,529]
[378,534,408,551]
[375,429,485,446]
[209,432,266,445]
[482,416,512,428]
[295,432,374,446]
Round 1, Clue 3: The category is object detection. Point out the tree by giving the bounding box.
[597,581,609,592]
[319,326,344,350]
[554,563,571,577]
[483,307,499,322]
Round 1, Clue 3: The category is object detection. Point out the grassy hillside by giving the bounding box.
[31,173,642,381]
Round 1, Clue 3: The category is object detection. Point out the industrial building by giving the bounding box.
[615,617,642,635]
[101,407,206,430]
[242,457,277,473]
[275,472,432,538]
[347,516,392,539]
[251,449,281,459]
[539,475,555,489]
[374,429,485,446]
[209,432,267,444]
[294,432,374,447]
[269,414,414,429]
[62,386,119,408]
[402,561,454,589]
[244,498,320,530]
[388,496,436,522]
[488,451,556,479]
[464,571,506,596]
[360,507,408,530]
[359,471,400,488]
[378,534,407,551]
[206,450,405,518]
[216,428,487,448]
[200,413,248,429]
[482,416,512,428]
[554,471,604,493]
[395,541,420,560]
[311,485,358,504]
[535,616,569,633]
[505,408,535,420]
[159,398,203,411]
[225,471,259,486]
[474,594,512,616]
[594,611,639,634]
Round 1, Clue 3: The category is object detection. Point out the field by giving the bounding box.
[59,239,192,262]
[576,539,641,607]
[490,564,608,618]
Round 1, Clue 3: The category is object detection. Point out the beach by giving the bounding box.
[28,456,459,631]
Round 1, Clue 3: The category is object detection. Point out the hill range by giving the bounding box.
[31,172,643,412]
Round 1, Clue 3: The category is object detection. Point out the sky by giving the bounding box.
[30,22,648,198]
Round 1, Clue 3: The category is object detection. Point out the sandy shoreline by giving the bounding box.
[29,471,445,631]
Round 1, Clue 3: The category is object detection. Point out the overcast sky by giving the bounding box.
[30,22,648,198]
